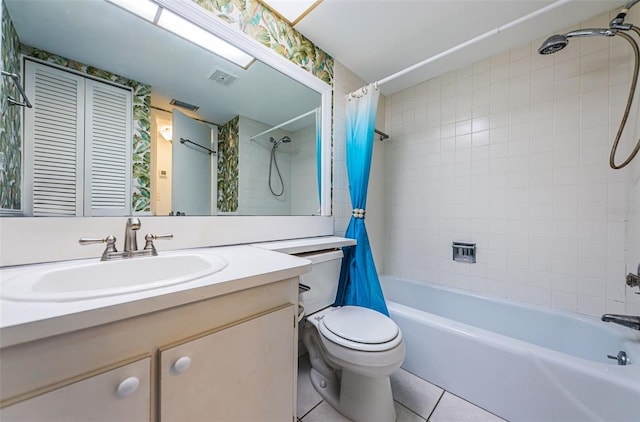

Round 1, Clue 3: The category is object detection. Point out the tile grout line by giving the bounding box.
[425,390,446,421]
[299,400,324,421]
[394,399,428,422]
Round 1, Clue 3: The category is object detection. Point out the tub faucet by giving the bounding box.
[124,217,141,253]
[601,314,640,330]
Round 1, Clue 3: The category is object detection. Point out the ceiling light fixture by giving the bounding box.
[107,0,159,22]
[106,0,254,68]
[159,126,173,141]
[156,8,254,68]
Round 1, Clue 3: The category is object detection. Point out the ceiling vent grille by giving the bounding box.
[208,68,238,87]
[169,98,199,112]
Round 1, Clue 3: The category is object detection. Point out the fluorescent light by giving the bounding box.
[107,0,159,22]
[157,8,254,68]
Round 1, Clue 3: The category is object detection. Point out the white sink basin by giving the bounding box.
[1,254,228,302]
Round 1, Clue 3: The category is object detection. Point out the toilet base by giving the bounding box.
[309,367,396,422]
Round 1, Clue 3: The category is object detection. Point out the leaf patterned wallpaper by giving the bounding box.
[1,2,22,211]
[192,0,334,86]
[217,116,239,212]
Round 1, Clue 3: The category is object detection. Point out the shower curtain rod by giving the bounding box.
[179,137,216,155]
[375,129,389,141]
[347,0,572,97]
[249,108,319,141]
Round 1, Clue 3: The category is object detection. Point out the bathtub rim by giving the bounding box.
[380,275,640,367]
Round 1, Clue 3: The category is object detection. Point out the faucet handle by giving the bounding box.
[143,233,173,255]
[79,235,117,260]
[79,235,117,251]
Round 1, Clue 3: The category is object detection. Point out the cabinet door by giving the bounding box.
[23,59,132,217]
[0,356,150,421]
[160,305,295,422]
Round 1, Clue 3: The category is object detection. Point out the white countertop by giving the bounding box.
[252,236,356,254]
[0,245,310,348]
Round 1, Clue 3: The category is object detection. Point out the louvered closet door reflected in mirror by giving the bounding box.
[23,60,132,217]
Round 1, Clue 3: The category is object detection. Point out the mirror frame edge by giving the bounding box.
[154,0,333,217]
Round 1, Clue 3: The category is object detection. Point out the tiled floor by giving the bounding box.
[297,355,506,422]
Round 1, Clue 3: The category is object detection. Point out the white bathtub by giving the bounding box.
[379,275,640,422]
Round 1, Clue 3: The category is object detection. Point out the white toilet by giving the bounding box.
[299,249,405,422]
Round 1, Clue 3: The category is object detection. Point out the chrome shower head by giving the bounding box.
[538,28,618,55]
[538,34,568,55]
[270,136,292,148]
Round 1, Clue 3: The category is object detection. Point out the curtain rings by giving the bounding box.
[346,82,379,101]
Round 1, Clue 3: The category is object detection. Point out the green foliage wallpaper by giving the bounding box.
[192,0,334,86]
[1,2,22,211]
[217,116,239,212]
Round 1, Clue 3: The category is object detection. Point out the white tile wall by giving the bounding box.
[237,116,317,216]
[238,116,291,215]
[376,8,640,316]
[290,124,321,215]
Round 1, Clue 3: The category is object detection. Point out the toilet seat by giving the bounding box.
[318,306,402,352]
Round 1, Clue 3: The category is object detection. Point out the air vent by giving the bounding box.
[208,68,238,87]
[169,98,199,112]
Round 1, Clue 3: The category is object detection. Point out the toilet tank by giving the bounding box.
[298,249,343,315]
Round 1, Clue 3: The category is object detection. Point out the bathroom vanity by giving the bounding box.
[0,245,309,421]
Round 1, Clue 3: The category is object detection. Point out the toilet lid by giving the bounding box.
[319,306,400,351]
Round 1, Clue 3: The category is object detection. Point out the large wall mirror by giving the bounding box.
[2,0,332,217]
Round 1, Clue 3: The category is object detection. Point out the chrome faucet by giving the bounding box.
[124,217,141,253]
[601,314,640,331]
[80,218,172,260]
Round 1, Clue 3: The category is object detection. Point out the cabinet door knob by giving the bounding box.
[172,356,191,374]
[116,376,140,397]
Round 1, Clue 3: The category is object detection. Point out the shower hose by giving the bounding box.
[269,143,285,197]
[610,26,640,169]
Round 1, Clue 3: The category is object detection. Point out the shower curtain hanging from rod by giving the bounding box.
[346,0,572,97]
[249,108,319,141]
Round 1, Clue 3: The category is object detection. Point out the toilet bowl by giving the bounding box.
[298,249,405,422]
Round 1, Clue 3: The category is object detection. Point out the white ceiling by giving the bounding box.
[6,0,629,116]
[292,0,628,94]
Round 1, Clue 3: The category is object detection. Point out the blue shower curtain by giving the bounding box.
[334,83,389,316]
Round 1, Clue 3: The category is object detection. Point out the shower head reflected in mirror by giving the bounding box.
[270,136,292,148]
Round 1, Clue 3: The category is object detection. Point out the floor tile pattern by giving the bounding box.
[298,355,506,422]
